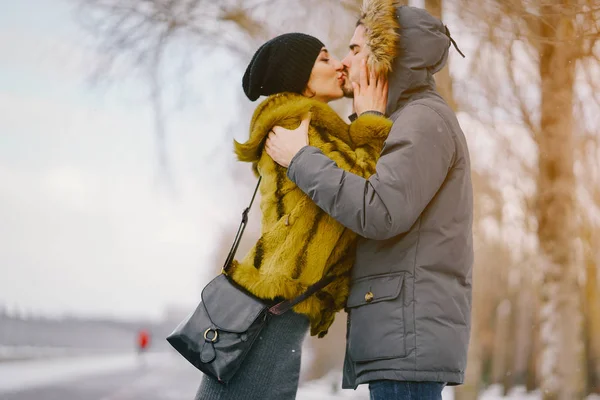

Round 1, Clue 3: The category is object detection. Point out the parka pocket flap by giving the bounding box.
[201,274,269,333]
[346,273,404,308]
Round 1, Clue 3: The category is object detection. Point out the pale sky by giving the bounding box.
[0,0,257,320]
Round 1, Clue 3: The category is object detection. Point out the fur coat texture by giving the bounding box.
[230,93,391,337]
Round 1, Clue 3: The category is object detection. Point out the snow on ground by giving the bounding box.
[0,345,112,362]
[0,352,170,393]
[296,371,455,400]
[478,385,600,400]
[298,376,600,400]
[2,353,599,399]
[479,385,540,400]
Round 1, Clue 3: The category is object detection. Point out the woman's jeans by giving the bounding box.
[369,380,446,400]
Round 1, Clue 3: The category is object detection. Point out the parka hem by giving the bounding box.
[343,369,465,390]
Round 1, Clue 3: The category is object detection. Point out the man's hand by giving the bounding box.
[353,59,388,115]
[265,113,311,168]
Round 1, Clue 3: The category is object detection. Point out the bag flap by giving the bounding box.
[346,273,404,308]
[201,274,268,333]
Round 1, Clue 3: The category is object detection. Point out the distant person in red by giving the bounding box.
[136,329,151,367]
[137,329,151,354]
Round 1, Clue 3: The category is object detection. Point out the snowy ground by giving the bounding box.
[296,371,454,400]
[0,345,114,362]
[0,352,172,393]
[1,352,599,400]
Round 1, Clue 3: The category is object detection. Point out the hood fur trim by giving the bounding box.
[359,0,401,77]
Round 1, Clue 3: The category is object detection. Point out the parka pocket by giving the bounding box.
[346,272,406,362]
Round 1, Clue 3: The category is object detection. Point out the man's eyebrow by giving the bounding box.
[349,44,360,51]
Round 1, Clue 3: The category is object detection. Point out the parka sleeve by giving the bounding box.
[287,104,455,240]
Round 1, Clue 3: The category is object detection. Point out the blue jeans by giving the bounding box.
[369,381,446,400]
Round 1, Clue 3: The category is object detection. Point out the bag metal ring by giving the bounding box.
[204,328,218,342]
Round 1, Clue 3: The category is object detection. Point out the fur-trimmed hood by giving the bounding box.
[359,0,400,78]
[360,0,452,114]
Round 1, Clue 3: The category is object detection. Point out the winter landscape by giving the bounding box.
[3,312,596,400]
[1,0,599,399]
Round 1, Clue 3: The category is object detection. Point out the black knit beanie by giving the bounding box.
[242,33,325,101]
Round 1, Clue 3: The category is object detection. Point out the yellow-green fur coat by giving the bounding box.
[229,93,391,337]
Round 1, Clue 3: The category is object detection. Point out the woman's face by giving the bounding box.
[303,48,344,103]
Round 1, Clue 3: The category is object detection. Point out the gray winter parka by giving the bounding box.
[286,5,474,388]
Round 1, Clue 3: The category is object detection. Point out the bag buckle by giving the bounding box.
[204,328,219,343]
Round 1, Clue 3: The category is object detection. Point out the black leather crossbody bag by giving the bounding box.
[167,176,339,383]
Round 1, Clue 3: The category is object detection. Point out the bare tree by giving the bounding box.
[74,0,362,185]
[74,0,273,181]
[454,0,600,398]
[535,3,582,398]
[575,14,600,394]
[424,0,457,110]
[577,108,600,394]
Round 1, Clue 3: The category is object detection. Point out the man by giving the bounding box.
[265,3,473,400]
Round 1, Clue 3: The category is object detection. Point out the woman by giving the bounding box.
[196,31,396,400]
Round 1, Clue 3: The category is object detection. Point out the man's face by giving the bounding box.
[341,24,370,98]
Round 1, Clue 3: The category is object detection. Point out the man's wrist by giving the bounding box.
[288,145,311,175]
[286,145,312,183]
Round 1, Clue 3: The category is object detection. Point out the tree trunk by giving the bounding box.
[526,302,540,392]
[424,0,458,111]
[513,286,534,387]
[583,224,600,394]
[491,299,511,387]
[525,275,541,392]
[503,296,517,395]
[536,3,584,399]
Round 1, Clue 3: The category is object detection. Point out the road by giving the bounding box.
[0,352,201,400]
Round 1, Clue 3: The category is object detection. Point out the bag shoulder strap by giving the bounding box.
[221,175,347,316]
[268,271,350,316]
[222,176,262,274]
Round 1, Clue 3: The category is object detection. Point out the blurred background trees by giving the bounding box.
[73,0,600,399]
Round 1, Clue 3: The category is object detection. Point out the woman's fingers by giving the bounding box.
[265,137,272,152]
[360,58,368,88]
[352,82,360,97]
[369,65,376,89]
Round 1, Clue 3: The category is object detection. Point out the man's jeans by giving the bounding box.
[369,380,446,400]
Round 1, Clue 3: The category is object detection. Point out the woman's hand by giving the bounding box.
[352,59,388,116]
[266,113,311,168]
